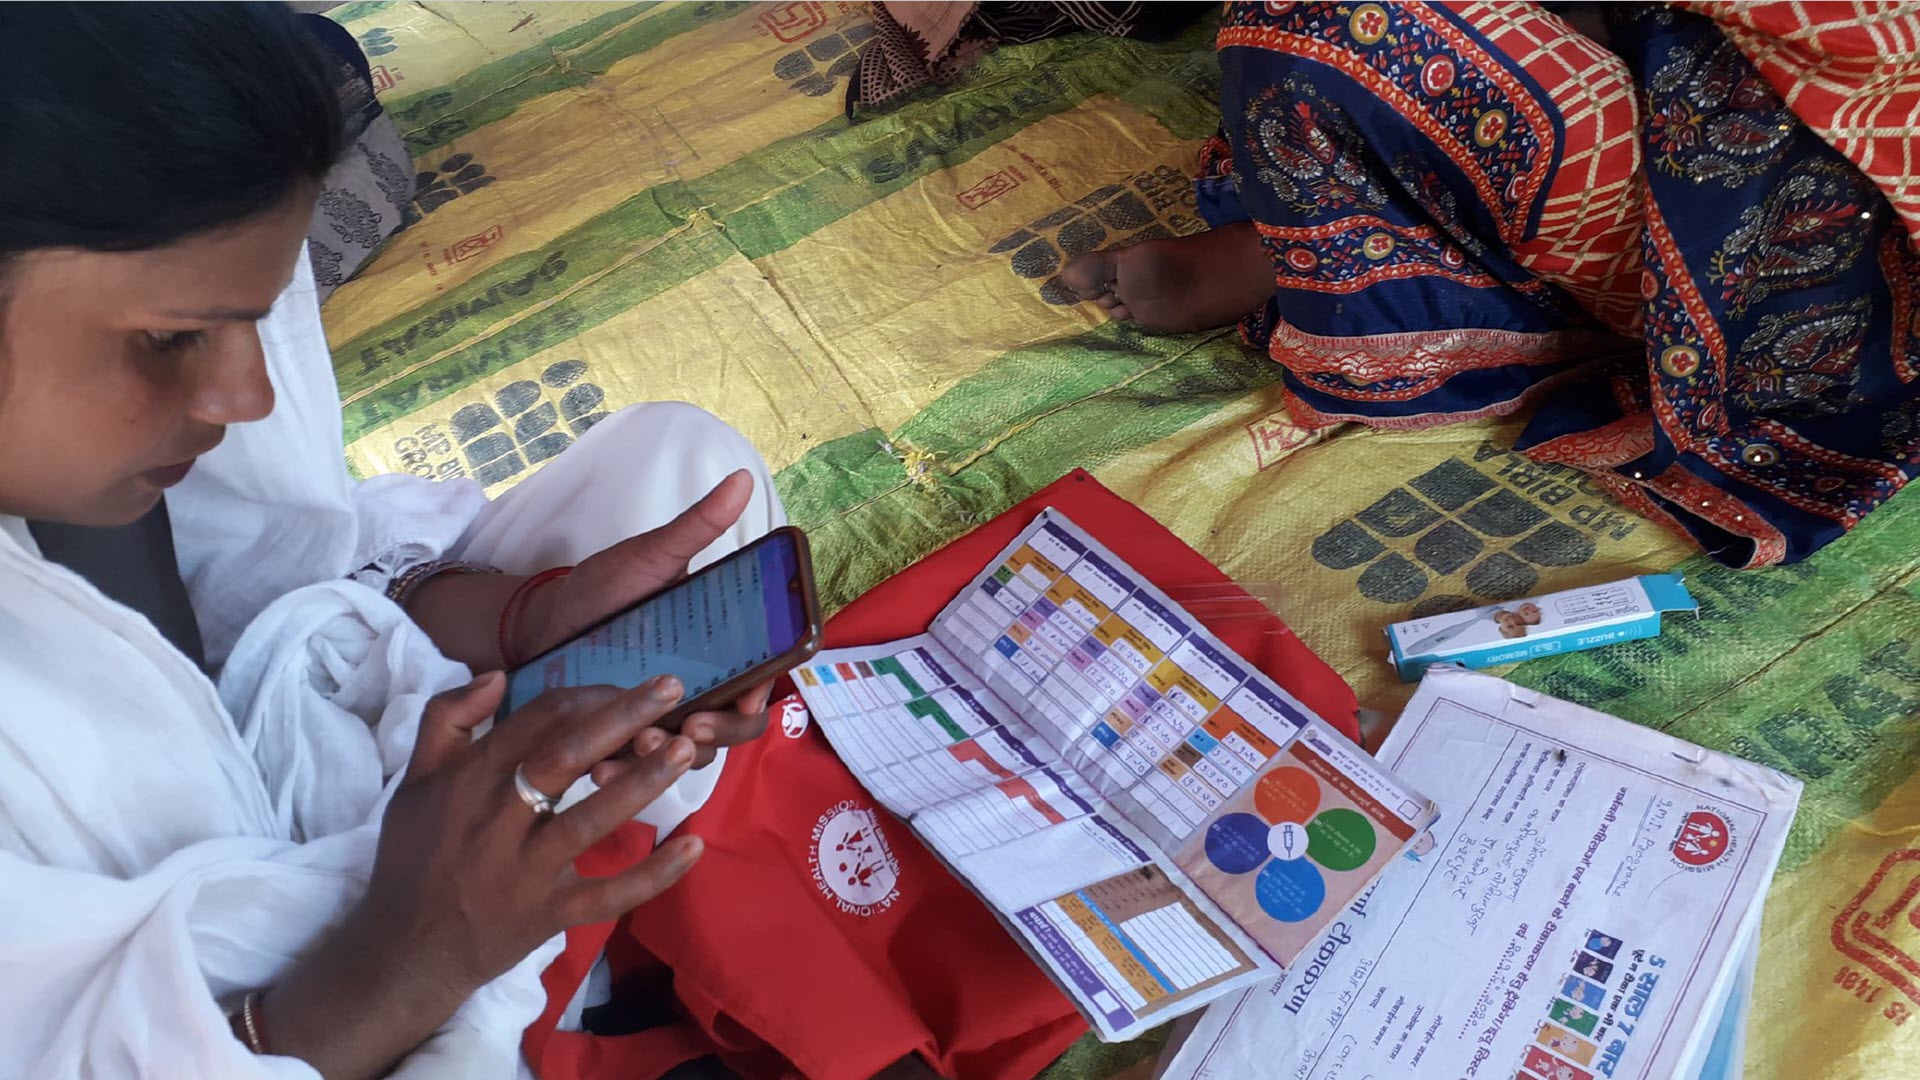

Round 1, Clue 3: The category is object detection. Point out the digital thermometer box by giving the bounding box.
[1385,573,1697,681]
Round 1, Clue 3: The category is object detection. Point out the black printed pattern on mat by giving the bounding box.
[773,22,872,96]
[358,26,397,58]
[1311,448,1644,613]
[445,360,611,486]
[989,165,1204,304]
[389,91,473,157]
[410,152,496,221]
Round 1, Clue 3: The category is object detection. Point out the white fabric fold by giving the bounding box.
[0,517,559,1079]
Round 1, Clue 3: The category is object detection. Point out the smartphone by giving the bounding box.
[499,526,823,725]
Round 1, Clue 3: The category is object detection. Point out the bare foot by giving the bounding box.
[1059,222,1275,334]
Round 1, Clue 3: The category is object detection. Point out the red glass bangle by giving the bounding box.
[497,566,573,669]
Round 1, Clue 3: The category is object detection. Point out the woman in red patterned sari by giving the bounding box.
[1065,2,1920,568]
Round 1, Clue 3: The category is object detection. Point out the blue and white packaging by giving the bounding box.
[1385,573,1697,681]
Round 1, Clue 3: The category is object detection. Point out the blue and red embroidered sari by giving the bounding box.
[1203,1,1920,567]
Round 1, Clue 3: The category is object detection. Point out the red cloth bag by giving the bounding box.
[524,470,1360,1079]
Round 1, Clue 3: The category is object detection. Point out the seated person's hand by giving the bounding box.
[262,673,703,1078]
[591,680,773,777]
[676,679,772,768]
[512,470,773,766]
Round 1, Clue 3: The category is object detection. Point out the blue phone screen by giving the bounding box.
[504,534,805,712]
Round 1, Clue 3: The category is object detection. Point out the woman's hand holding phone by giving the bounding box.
[671,678,772,769]
[257,672,703,1080]
[509,469,773,765]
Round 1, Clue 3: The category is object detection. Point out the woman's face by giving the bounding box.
[0,191,314,526]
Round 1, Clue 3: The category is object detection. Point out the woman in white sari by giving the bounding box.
[0,6,783,1077]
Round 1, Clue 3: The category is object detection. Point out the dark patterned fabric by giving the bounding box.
[848,1,1204,118]
[301,13,414,304]
[1204,2,1920,568]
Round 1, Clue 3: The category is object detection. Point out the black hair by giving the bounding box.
[0,3,343,261]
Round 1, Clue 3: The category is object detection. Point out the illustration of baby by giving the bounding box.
[1404,600,1548,652]
[1495,602,1544,639]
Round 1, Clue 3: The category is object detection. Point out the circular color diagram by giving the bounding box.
[1200,766,1386,926]
[1204,812,1272,875]
[1267,820,1309,861]
[1255,856,1327,922]
[1254,767,1321,824]
[1305,807,1378,872]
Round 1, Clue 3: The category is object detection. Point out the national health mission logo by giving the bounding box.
[1670,808,1734,870]
[809,799,902,917]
